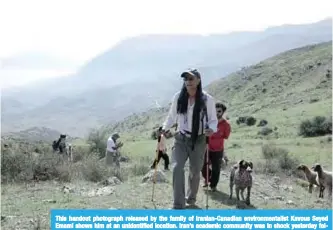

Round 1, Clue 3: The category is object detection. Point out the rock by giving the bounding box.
[99,177,122,186]
[95,187,114,196]
[119,156,130,162]
[281,185,293,192]
[62,185,74,194]
[315,199,325,204]
[83,186,115,197]
[271,196,284,201]
[42,199,56,203]
[286,200,295,205]
[273,176,281,184]
[142,169,167,183]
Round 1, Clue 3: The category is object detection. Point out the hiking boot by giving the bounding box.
[210,186,217,192]
[202,183,208,188]
[185,197,196,206]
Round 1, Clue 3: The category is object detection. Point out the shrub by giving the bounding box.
[257,119,268,127]
[1,143,129,184]
[236,116,257,126]
[151,130,158,140]
[1,146,73,183]
[258,127,273,136]
[259,144,300,176]
[245,116,257,126]
[87,128,108,158]
[299,116,332,137]
[80,154,107,182]
[236,116,247,125]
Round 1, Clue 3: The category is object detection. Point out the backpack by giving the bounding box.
[52,140,59,151]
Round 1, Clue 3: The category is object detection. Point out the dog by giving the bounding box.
[229,160,253,205]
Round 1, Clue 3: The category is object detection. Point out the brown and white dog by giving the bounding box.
[229,160,253,205]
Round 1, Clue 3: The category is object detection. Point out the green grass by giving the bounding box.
[1,41,332,229]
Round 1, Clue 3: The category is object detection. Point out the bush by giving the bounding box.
[245,116,257,126]
[236,116,247,125]
[87,128,108,158]
[236,116,257,126]
[1,143,128,184]
[131,157,153,176]
[259,144,300,176]
[257,119,268,127]
[299,116,332,137]
[258,127,273,136]
[80,154,107,182]
[151,130,158,140]
[1,146,72,183]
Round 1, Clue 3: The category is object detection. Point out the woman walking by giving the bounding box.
[161,68,218,209]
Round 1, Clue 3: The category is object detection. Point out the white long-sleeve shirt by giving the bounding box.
[106,136,116,152]
[162,90,218,134]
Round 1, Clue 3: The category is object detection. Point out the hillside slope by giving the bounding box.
[1,43,332,228]
[208,41,332,114]
[1,19,331,136]
[105,41,332,139]
[1,126,77,143]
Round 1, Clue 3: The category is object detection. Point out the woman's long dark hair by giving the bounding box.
[177,81,204,149]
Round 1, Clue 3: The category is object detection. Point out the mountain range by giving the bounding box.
[1,18,332,137]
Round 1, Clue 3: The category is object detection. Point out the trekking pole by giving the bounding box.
[203,104,210,210]
[205,133,209,210]
[151,133,162,202]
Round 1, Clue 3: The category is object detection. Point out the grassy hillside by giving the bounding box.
[2,19,331,137]
[106,41,332,138]
[1,42,332,229]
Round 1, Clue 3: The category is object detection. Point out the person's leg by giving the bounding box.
[201,151,211,187]
[151,151,163,169]
[105,150,114,166]
[172,133,189,209]
[209,151,223,191]
[186,135,206,205]
[162,152,170,170]
[114,154,120,168]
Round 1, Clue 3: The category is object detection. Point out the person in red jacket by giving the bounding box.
[201,102,231,191]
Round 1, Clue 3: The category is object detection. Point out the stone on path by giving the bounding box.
[142,169,167,183]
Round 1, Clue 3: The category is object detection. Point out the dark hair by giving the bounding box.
[176,80,204,148]
[216,102,227,112]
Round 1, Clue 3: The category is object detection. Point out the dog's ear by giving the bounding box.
[238,160,244,167]
[248,161,253,169]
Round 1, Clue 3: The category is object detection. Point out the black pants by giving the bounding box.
[201,150,223,188]
[151,150,170,170]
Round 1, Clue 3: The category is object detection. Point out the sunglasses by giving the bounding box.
[216,109,224,113]
[183,76,195,81]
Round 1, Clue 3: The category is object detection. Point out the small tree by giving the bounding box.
[87,128,108,158]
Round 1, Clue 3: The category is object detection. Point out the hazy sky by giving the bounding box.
[1,0,331,61]
[0,0,331,88]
